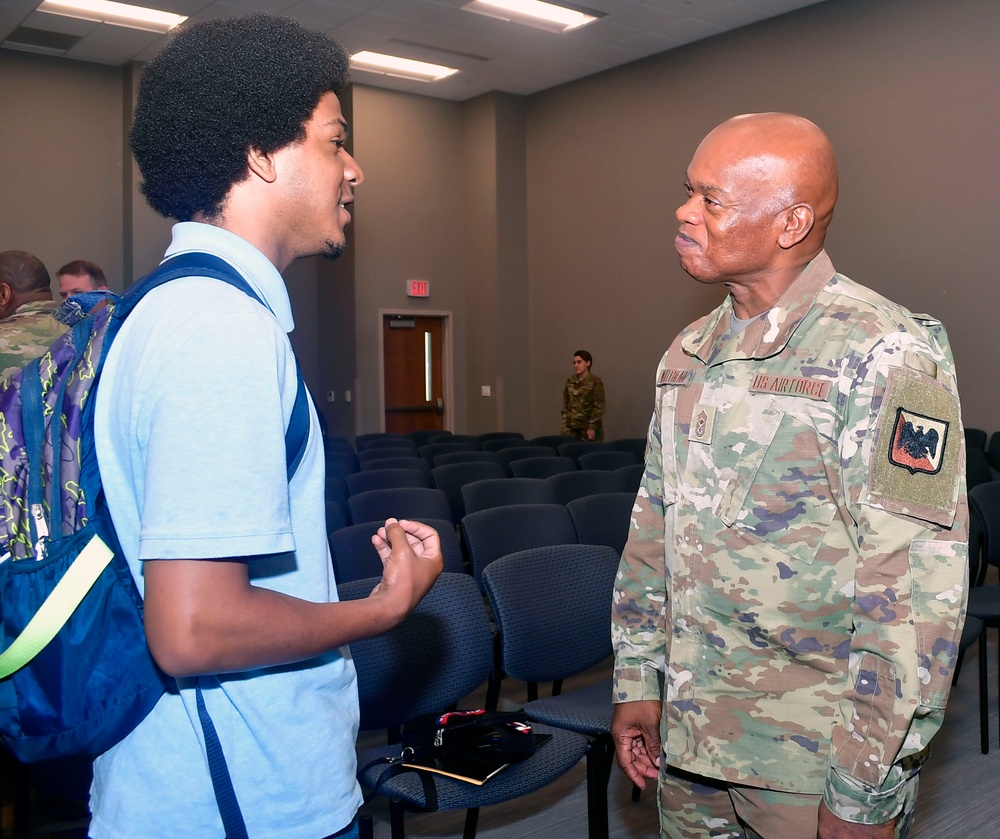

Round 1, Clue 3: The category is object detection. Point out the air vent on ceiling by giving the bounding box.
[389,38,489,64]
[2,26,81,55]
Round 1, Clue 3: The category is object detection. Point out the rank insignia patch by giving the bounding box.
[888,408,948,475]
[688,403,716,445]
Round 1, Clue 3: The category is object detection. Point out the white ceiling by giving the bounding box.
[0,0,827,101]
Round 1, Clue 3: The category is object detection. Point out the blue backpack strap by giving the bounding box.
[120,252,310,479]
[197,683,249,839]
[20,357,46,553]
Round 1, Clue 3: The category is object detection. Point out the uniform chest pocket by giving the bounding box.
[715,405,838,565]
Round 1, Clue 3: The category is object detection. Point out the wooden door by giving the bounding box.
[382,315,445,434]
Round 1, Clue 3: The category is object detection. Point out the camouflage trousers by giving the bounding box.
[657,764,919,838]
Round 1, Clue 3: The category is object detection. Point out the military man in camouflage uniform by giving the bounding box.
[561,349,606,441]
[611,114,967,839]
[0,250,68,380]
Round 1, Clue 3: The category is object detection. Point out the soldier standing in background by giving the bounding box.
[561,349,605,441]
[0,250,68,380]
[611,113,968,838]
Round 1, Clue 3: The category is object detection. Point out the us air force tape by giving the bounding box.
[869,366,961,527]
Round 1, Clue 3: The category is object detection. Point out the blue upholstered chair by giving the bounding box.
[482,544,624,839]
[476,431,525,447]
[418,441,478,466]
[359,458,432,480]
[341,573,593,839]
[461,478,556,515]
[407,429,449,447]
[357,447,423,464]
[963,481,1000,753]
[358,436,418,452]
[460,503,577,588]
[606,437,647,463]
[577,451,639,472]
[347,487,452,526]
[495,446,558,475]
[566,492,636,556]
[326,451,360,478]
[329,517,462,584]
[615,463,643,493]
[546,470,625,505]
[508,456,577,480]
[345,468,431,496]
[356,432,409,450]
[556,441,613,463]
[430,461,506,523]
[432,450,501,468]
[479,437,530,453]
[529,435,578,449]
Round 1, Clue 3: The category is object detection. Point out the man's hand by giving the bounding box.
[818,801,894,839]
[611,700,662,789]
[369,518,443,619]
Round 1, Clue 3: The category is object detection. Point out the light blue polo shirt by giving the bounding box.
[90,222,361,838]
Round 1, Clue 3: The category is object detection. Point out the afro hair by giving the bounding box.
[130,14,350,222]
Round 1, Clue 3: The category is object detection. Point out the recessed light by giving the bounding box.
[461,0,599,33]
[350,51,459,83]
[37,0,186,34]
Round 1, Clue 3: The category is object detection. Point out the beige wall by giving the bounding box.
[0,51,129,291]
[351,86,469,433]
[525,0,1000,435]
[460,92,529,435]
[2,0,998,439]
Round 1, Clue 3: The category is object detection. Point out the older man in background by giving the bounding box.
[0,250,68,380]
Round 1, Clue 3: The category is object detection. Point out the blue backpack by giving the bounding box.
[0,252,310,838]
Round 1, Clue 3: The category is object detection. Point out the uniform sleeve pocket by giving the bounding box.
[909,538,967,709]
[833,651,897,788]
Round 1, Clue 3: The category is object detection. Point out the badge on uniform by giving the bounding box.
[688,403,715,445]
[658,368,694,387]
[869,366,961,527]
[888,408,948,475]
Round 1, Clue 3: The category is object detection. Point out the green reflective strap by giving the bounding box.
[0,535,114,679]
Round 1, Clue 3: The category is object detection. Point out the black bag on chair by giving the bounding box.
[402,709,538,766]
[363,709,545,804]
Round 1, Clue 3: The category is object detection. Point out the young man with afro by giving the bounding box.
[90,15,443,838]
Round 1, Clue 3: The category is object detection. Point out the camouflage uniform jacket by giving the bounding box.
[612,251,968,821]
[0,300,69,381]
[561,373,605,439]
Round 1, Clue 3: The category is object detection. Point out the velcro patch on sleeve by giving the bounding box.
[869,366,961,527]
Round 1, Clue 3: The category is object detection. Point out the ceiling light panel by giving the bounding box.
[37,0,186,34]
[350,50,459,82]
[461,0,600,33]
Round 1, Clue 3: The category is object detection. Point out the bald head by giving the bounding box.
[0,250,53,320]
[674,112,840,313]
[699,112,838,240]
[0,250,51,295]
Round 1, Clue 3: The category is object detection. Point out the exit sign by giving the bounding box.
[407,279,430,298]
